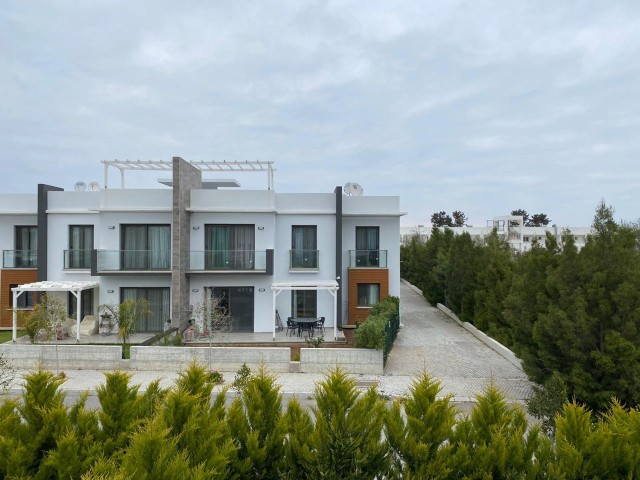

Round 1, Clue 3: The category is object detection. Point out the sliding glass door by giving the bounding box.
[205,225,255,270]
[121,224,170,270]
[121,287,170,332]
[207,286,254,332]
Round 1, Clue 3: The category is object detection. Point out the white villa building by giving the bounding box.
[0,158,403,339]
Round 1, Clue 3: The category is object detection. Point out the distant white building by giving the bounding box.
[402,215,592,252]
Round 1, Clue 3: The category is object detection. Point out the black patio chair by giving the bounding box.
[313,316,325,336]
[286,317,298,337]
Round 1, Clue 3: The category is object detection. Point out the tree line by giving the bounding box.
[403,201,640,410]
[1,363,639,479]
[430,209,551,227]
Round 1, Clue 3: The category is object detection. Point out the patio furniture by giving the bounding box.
[294,317,317,338]
[71,315,98,336]
[313,316,325,336]
[286,317,298,337]
[56,317,76,340]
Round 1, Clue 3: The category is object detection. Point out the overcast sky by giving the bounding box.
[2,1,639,227]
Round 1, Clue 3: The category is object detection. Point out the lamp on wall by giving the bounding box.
[107,289,114,293]
[258,288,265,292]
[108,226,115,230]
[257,226,265,230]
[192,226,200,230]
[192,288,199,293]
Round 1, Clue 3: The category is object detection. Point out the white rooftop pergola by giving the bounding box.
[102,159,276,190]
[271,280,340,340]
[12,281,100,342]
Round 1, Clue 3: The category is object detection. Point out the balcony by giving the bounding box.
[348,250,387,268]
[64,250,92,269]
[95,250,171,273]
[190,250,268,272]
[3,250,37,268]
[290,249,319,270]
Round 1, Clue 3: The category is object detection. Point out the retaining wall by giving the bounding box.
[299,347,383,375]
[128,346,291,372]
[0,344,122,370]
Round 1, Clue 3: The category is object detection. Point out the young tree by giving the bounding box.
[100,298,151,348]
[24,294,67,372]
[526,371,568,436]
[385,373,457,478]
[192,293,232,370]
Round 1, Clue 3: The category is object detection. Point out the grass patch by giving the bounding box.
[0,330,25,343]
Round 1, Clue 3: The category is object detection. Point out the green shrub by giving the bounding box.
[232,363,252,391]
[207,371,224,385]
[354,296,400,350]
[354,313,386,349]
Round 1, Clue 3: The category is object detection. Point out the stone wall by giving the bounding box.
[299,347,383,375]
[129,346,291,372]
[0,344,121,370]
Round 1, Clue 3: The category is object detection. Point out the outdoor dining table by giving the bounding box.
[293,317,320,337]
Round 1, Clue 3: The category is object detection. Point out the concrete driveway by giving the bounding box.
[385,281,533,402]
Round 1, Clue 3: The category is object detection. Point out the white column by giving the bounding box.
[330,289,338,340]
[70,290,81,342]
[12,290,18,342]
[272,289,276,341]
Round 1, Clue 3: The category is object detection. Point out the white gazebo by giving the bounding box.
[271,280,340,340]
[11,281,100,342]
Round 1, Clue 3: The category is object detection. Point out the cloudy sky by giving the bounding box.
[2,1,639,227]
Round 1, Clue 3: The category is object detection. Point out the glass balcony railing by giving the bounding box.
[190,250,266,271]
[96,250,171,272]
[3,250,37,268]
[349,250,387,268]
[64,249,92,269]
[290,249,319,269]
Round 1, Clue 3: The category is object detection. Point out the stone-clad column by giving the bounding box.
[171,157,201,329]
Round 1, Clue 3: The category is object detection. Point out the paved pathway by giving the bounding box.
[384,281,533,401]
[4,281,533,405]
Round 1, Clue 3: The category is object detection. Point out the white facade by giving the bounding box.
[0,159,403,335]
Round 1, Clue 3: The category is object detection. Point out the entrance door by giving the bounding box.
[211,286,254,332]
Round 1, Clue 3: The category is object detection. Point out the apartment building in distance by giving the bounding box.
[0,158,403,337]
[401,215,591,252]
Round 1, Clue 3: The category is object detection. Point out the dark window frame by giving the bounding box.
[357,283,380,307]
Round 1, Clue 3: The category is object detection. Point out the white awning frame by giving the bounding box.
[102,159,276,190]
[11,281,100,343]
[271,281,340,340]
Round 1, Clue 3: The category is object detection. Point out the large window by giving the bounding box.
[68,289,94,318]
[9,284,35,309]
[121,224,171,270]
[205,224,255,269]
[14,226,37,268]
[292,290,317,318]
[357,284,380,307]
[291,225,318,269]
[67,225,94,269]
[355,226,380,267]
[121,287,170,332]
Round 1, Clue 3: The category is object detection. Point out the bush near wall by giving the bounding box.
[355,296,400,362]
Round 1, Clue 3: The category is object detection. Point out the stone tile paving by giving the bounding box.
[384,281,533,402]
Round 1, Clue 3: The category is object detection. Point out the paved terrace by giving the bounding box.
[4,281,533,404]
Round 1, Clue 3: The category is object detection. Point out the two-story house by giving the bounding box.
[1,158,403,339]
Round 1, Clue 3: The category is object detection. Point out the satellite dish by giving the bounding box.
[344,182,352,195]
[88,181,101,192]
[74,181,86,192]
[350,183,364,196]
